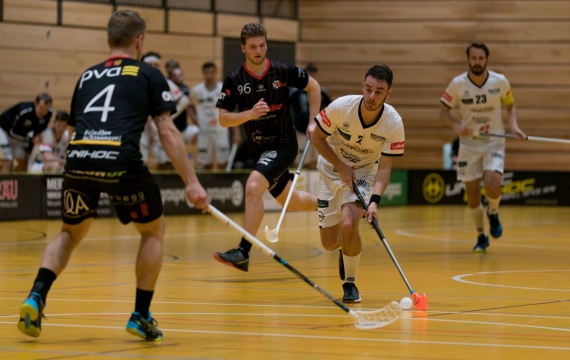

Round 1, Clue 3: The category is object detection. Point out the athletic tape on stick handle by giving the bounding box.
[472,131,570,144]
[208,205,402,329]
[352,182,428,311]
[264,139,312,243]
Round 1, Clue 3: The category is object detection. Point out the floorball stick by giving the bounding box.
[208,205,402,329]
[352,182,428,311]
[472,131,570,144]
[264,140,312,243]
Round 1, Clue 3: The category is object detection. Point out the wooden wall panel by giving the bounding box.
[62,1,112,28]
[300,1,570,20]
[216,14,259,38]
[116,5,164,33]
[3,0,57,25]
[298,43,570,64]
[262,18,298,42]
[168,10,214,35]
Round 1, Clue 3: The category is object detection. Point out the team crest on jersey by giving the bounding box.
[272,80,286,89]
[342,121,350,130]
[370,133,385,142]
[257,84,266,92]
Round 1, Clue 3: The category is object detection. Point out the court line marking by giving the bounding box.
[2,321,570,351]
[2,299,570,320]
[453,270,570,292]
[3,311,570,332]
[396,230,570,251]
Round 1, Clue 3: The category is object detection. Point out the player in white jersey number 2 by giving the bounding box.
[310,64,405,303]
[440,42,526,253]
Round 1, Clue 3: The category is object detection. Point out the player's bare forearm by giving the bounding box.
[171,96,190,121]
[305,76,321,129]
[372,156,394,196]
[505,103,526,139]
[154,112,198,186]
[310,125,344,171]
[439,103,471,136]
[219,108,258,127]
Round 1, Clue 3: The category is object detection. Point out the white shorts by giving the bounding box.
[457,143,505,182]
[28,162,44,173]
[317,156,377,228]
[295,131,317,167]
[0,128,27,161]
[198,130,230,167]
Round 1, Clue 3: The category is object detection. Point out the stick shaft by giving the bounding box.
[352,182,415,294]
[225,143,238,172]
[273,139,312,232]
[475,132,570,144]
[208,205,350,313]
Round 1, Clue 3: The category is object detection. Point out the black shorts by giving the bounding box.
[61,169,163,225]
[251,143,297,198]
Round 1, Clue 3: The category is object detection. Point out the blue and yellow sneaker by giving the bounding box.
[473,234,490,253]
[126,311,162,341]
[487,210,503,238]
[17,292,45,338]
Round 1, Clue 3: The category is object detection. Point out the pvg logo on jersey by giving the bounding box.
[79,66,139,88]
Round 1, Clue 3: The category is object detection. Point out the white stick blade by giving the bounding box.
[264,225,279,243]
[349,301,402,329]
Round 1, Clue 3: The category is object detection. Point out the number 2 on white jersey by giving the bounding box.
[84,84,116,122]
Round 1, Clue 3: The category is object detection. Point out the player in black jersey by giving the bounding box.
[0,93,53,173]
[213,23,321,272]
[17,10,209,342]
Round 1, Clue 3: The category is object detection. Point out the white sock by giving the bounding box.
[487,196,501,215]
[469,204,485,234]
[342,252,360,283]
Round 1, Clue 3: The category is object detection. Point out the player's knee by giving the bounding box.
[321,235,341,251]
[339,218,358,238]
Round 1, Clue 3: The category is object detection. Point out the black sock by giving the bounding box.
[238,237,251,257]
[30,268,57,304]
[135,288,154,319]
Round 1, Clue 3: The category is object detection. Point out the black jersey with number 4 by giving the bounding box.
[67,55,176,172]
[216,59,309,154]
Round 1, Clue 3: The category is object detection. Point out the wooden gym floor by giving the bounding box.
[1,205,570,359]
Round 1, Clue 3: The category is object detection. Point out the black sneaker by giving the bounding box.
[338,249,345,280]
[214,248,249,272]
[342,283,361,303]
[17,292,45,338]
[126,311,162,341]
[487,210,503,238]
[473,234,490,253]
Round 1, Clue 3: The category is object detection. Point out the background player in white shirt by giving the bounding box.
[310,64,405,303]
[191,62,241,170]
[440,42,526,253]
[28,111,69,173]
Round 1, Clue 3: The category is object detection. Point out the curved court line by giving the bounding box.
[1,321,570,351]
[453,270,570,292]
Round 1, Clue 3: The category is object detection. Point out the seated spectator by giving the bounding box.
[28,111,69,173]
[0,93,53,173]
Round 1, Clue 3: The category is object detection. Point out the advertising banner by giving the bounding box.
[382,170,408,206]
[155,172,248,215]
[0,175,41,221]
[409,170,569,206]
